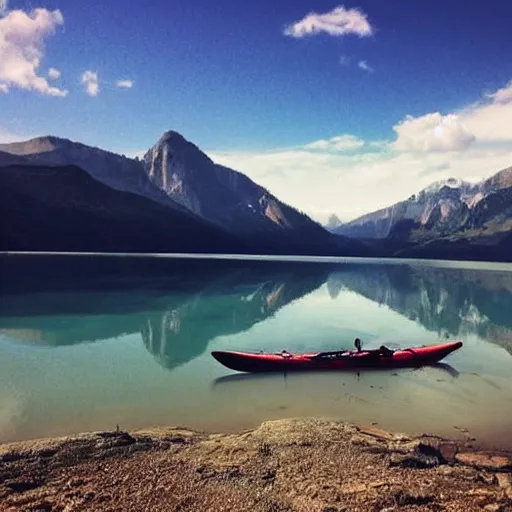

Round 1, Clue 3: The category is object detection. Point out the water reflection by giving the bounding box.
[211,361,461,388]
[0,259,331,370]
[0,257,511,371]
[0,256,511,447]
[327,264,512,355]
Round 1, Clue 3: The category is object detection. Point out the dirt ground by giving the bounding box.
[1,418,511,512]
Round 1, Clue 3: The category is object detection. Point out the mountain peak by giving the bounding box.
[151,130,206,159]
[0,135,72,155]
[158,130,187,143]
[421,177,472,196]
[325,213,343,230]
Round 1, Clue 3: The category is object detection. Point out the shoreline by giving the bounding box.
[1,418,511,512]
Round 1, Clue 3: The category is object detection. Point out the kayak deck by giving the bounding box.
[211,341,463,373]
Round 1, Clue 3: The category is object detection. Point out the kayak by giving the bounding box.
[211,341,463,373]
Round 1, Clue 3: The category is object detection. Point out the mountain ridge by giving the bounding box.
[331,167,512,244]
[0,132,369,257]
[0,163,248,254]
[1,132,510,261]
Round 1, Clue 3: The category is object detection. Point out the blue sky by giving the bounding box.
[1,0,512,220]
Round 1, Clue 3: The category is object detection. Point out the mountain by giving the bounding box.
[332,170,511,239]
[0,133,368,257]
[143,131,362,255]
[324,214,343,231]
[332,167,512,262]
[0,136,185,212]
[0,163,247,253]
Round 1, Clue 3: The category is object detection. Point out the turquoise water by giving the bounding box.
[0,254,511,449]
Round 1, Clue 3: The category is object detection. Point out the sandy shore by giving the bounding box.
[1,418,511,512]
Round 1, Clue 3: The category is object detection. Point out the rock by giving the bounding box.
[394,490,434,506]
[456,452,512,471]
[467,488,499,497]
[390,452,440,468]
[357,425,397,441]
[95,431,136,448]
[389,442,445,469]
[438,442,459,462]
[436,466,455,476]
[496,473,512,489]
[479,472,497,485]
[5,480,42,492]
[484,505,503,512]
[496,473,512,499]
[416,438,458,463]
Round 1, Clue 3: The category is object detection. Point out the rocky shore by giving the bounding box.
[1,418,511,512]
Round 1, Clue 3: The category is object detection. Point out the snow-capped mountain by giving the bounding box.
[332,168,512,240]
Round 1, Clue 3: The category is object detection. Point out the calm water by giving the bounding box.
[0,254,511,449]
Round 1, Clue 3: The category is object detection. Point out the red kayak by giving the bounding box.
[211,341,463,373]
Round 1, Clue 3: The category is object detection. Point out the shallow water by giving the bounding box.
[0,254,511,449]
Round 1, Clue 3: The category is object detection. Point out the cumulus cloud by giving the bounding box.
[284,5,373,38]
[208,78,512,223]
[304,134,365,152]
[47,67,60,79]
[392,113,476,153]
[116,79,134,89]
[0,83,7,93]
[0,6,68,96]
[485,80,512,105]
[81,70,99,96]
[462,101,512,144]
[358,60,374,73]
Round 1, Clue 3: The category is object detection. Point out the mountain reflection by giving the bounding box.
[1,256,511,369]
[137,267,328,369]
[0,257,332,370]
[327,264,512,355]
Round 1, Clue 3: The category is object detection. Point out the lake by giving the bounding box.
[0,253,511,450]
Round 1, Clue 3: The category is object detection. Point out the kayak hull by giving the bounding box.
[211,341,463,373]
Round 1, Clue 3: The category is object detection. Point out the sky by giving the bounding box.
[1,0,512,222]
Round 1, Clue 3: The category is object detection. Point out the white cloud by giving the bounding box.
[485,80,512,105]
[284,6,373,39]
[81,70,99,96]
[392,113,476,153]
[304,134,365,152]
[116,79,134,89]
[208,79,512,223]
[48,67,60,79]
[0,7,68,96]
[358,60,374,73]
[0,83,7,93]
[462,101,512,144]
